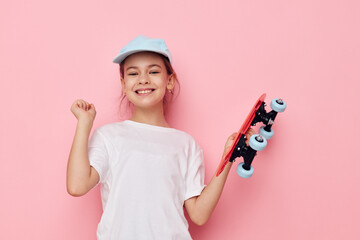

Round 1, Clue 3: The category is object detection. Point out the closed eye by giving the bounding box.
[150,71,159,74]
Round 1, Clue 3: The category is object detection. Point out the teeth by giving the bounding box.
[137,89,153,94]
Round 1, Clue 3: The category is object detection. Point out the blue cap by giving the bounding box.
[112,35,173,65]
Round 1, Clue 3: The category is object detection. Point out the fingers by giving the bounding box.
[245,128,256,135]
[228,128,255,144]
[225,128,257,148]
[75,99,93,111]
[244,128,256,146]
[229,132,237,139]
[245,128,255,137]
[224,132,237,149]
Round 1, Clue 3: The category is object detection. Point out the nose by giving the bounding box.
[139,74,150,84]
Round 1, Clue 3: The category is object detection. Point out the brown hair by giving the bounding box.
[117,52,180,117]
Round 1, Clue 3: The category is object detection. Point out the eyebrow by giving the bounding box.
[126,64,162,71]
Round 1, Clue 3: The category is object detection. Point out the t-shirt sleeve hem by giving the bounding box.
[184,185,207,201]
[90,162,103,186]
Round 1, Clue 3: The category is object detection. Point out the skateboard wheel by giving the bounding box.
[237,162,254,178]
[270,98,287,112]
[259,126,274,139]
[249,134,267,151]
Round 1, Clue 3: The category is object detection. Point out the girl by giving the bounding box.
[67,35,254,239]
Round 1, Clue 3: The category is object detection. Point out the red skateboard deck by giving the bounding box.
[216,93,266,177]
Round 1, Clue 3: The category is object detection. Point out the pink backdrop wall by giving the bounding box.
[1,0,359,239]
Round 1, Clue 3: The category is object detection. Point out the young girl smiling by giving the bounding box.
[67,35,254,239]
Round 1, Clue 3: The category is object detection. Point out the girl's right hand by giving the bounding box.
[70,99,96,123]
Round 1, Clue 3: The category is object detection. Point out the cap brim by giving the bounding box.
[113,49,171,64]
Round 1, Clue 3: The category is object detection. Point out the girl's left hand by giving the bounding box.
[222,128,256,157]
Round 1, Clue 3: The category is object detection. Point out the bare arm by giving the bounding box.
[184,160,233,226]
[184,129,255,226]
[66,99,99,197]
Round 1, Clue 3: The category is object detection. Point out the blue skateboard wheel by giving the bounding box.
[237,162,254,178]
[249,134,267,151]
[259,126,274,139]
[270,98,287,112]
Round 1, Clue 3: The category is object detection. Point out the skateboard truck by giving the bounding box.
[229,135,257,170]
[251,101,282,138]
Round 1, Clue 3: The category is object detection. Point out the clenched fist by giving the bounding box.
[70,99,96,123]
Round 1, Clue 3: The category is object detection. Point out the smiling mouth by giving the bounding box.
[135,89,155,94]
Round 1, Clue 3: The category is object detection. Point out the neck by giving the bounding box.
[130,103,170,128]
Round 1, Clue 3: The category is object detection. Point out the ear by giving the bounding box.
[120,78,126,95]
[167,74,175,90]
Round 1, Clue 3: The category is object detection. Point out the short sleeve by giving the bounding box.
[88,128,109,186]
[184,142,206,201]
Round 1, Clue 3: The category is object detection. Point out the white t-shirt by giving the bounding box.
[88,120,206,240]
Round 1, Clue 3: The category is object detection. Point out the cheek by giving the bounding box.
[160,76,169,88]
[123,79,135,90]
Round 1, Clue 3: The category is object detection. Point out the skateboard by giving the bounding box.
[216,93,286,178]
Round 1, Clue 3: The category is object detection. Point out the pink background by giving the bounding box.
[1,0,359,239]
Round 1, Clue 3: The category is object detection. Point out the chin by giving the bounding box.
[132,100,164,110]
[128,94,166,110]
